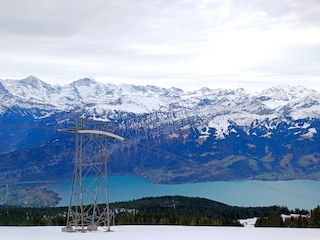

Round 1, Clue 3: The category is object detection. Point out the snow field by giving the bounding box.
[1,225,319,240]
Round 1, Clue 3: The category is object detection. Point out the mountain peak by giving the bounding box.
[261,85,308,95]
[70,78,97,87]
[19,76,47,87]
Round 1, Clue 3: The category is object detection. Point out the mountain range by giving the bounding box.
[0,76,320,185]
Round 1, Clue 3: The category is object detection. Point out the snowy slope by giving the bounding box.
[1,76,320,136]
[0,76,178,114]
[1,76,319,114]
[1,225,319,240]
[0,77,319,144]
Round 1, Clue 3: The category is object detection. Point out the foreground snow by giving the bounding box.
[1,225,319,240]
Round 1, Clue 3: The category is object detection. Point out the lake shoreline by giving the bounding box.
[47,175,320,210]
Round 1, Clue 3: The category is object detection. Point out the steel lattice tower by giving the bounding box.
[61,118,124,232]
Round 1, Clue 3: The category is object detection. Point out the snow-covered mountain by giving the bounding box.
[0,76,183,114]
[0,76,320,185]
[1,76,319,129]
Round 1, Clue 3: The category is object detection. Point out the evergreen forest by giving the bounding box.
[0,195,319,228]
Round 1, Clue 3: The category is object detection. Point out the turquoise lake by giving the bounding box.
[49,176,320,211]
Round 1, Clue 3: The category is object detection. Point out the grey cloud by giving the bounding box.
[250,44,320,76]
[0,1,80,37]
[0,0,319,91]
[1,0,319,38]
[231,0,320,29]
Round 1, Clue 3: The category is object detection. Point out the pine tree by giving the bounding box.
[309,206,320,227]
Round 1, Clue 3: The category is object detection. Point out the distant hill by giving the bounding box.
[0,195,308,226]
[110,195,299,225]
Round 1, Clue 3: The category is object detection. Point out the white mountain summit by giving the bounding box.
[1,76,319,139]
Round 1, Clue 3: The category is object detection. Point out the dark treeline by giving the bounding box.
[112,196,294,226]
[256,206,320,228]
[0,195,318,227]
[0,206,67,226]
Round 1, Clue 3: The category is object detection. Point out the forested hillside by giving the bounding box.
[1,195,315,227]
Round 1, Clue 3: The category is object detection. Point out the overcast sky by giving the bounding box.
[0,0,320,91]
